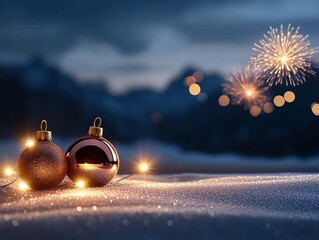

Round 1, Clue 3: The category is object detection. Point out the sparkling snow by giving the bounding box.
[1,173,319,240]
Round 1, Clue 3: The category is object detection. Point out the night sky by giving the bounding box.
[0,0,318,93]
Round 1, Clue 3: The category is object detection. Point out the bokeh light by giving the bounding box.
[185,76,196,86]
[311,103,319,116]
[151,112,163,124]
[197,92,207,102]
[263,102,274,113]
[284,91,295,103]
[273,95,285,107]
[218,95,230,107]
[193,71,204,82]
[189,83,201,96]
[250,106,261,117]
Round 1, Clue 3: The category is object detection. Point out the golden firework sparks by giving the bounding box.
[223,65,269,109]
[251,24,317,86]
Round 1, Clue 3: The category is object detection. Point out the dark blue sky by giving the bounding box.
[0,0,318,93]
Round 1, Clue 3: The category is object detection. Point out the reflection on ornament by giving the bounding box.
[18,120,67,190]
[66,117,120,187]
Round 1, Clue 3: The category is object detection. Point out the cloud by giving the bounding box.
[0,0,319,93]
[57,27,250,93]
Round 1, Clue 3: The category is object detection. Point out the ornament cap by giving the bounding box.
[36,120,52,141]
[88,117,103,137]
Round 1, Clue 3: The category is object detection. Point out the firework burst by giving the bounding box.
[251,24,318,86]
[223,66,269,109]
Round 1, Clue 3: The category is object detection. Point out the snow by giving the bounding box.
[1,140,319,239]
[1,173,319,240]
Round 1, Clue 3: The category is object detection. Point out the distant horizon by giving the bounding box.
[0,56,226,95]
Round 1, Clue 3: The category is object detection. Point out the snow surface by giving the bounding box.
[1,173,319,240]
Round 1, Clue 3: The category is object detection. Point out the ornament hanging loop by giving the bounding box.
[36,119,52,141]
[93,117,102,127]
[40,120,48,131]
[88,117,103,137]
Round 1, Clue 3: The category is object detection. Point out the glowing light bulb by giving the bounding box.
[75,181,85,188]
[19,182,29,190]
[25,140,35,148]
[139,163,149,173]
[4,168,14,176]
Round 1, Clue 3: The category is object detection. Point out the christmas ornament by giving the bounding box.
[66,117,119,187]
[18,120,67,190]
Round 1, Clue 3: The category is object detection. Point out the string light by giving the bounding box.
[138,163,149,173]
[75,180,86,188]
[25,140,35,148]
[19,181,29,191]
[4,168,14,176]
[116,161,152,183]
[0,167,20,188]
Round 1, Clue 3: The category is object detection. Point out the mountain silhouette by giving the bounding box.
[1,58,319,157]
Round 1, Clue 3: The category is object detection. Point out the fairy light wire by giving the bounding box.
[116,162,150,183]
[0,175,20,188]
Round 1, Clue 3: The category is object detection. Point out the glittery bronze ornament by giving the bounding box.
[66,117,119,187]
[18,120,67,190]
